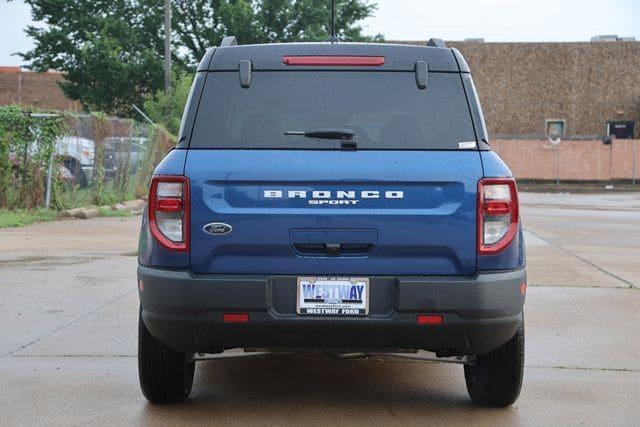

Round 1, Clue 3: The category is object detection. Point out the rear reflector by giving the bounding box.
[223,313,249,323]
[282,56,385,66]
[416,315,443,325]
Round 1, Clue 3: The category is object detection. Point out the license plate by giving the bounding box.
[297,277,369,316]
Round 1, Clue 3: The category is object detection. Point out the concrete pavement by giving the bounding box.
[0,193,639,425]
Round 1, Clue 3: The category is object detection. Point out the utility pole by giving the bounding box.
[327,0,339,43]
[164,0,171,92]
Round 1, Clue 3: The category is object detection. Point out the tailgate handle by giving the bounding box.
[293,243,373,256]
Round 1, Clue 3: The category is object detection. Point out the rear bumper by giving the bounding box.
[138,266,526,355]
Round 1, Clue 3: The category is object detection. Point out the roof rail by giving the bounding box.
[427,38,446,48]
[220,36,238,47]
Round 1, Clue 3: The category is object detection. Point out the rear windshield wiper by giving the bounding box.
[285,128,357,149]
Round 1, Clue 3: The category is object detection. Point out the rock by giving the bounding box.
[77,208,100,219]
[61,208,83,218]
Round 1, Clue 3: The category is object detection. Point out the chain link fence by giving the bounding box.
[1,106,175,211]
[60,114,177,208]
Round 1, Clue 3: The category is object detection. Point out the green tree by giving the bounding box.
[172,0,381,63]
[21,0,165,116]
[20,0,381,117]
[143,73,194,135]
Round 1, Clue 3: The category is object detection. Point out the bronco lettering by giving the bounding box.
[263,190,404,199]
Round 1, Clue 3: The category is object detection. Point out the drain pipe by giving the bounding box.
[633,140,637,187]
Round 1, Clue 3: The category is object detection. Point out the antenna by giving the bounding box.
[327,0,339,43]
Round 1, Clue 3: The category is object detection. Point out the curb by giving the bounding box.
[61,199,146,219]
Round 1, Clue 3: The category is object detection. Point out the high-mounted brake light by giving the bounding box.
[282,56,385,66]
[477,178,519,255]
[148,176,189,252]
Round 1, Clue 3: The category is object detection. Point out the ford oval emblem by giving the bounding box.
[203,222,233,236]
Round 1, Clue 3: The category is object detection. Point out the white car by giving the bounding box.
[56,136,95,187]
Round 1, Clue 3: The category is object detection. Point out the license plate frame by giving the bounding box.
[296,277,369,316]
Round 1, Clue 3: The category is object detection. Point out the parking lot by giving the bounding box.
[1,192,639,426]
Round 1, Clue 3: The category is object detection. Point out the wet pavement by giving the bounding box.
[1,192,639,425]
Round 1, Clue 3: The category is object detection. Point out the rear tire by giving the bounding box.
[464,317,524,407]
[138,308,195,403]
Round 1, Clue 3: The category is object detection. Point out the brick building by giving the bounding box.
[400,38,640,139]
[0,66,79,111]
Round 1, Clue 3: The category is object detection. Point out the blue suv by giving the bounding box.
[137,37,526,407]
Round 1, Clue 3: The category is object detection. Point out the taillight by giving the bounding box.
[148,175,189,252]
[478,178,519,255]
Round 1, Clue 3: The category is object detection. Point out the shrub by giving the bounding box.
[0,105,67,209]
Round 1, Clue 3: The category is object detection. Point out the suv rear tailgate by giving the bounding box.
[186,150,482,276]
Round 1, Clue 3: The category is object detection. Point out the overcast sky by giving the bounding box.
[1,0,639,66]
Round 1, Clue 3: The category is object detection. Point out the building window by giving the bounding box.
[606,121,635,139]
[545,119,565,137]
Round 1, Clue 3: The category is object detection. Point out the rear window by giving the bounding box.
[190,71,476,150]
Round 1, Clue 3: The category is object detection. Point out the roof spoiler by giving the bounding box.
[221,36,237,47]
[427,38,446,48]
